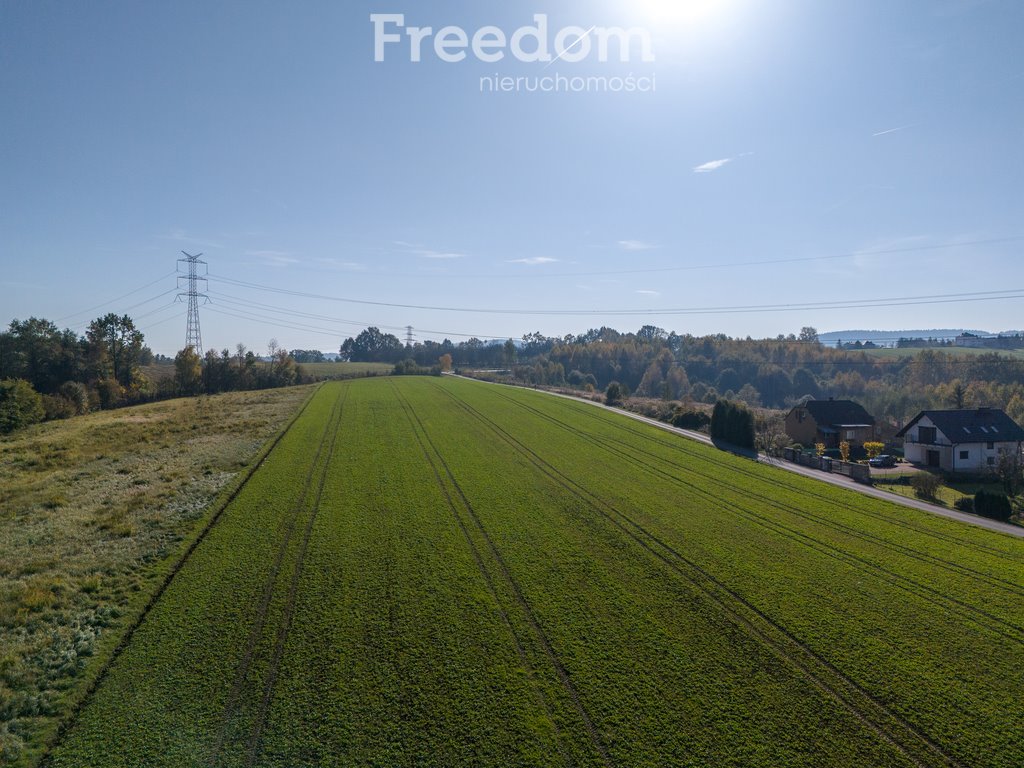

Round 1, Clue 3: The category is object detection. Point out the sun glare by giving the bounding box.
[631,0,731,27]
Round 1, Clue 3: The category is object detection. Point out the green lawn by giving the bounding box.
[873,473,1018,515]
[39,378,1024,767]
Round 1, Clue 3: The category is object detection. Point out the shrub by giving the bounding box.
[973,490,1013,522]
[953,497,974,513]
[94,378,124,410]
[42,395,77,421]
[710,399,755,449]
[605,381,623,406]
[0,379,45,434]
[670,407,710,431]
[58,381,90,415]
[911,473,942,501]
[392,359,430,376]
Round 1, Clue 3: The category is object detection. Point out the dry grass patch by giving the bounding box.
[0,385,313,767]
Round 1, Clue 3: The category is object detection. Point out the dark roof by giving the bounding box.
[796,399,875,427]
[896,408,1024,441]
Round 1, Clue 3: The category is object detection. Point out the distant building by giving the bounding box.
[954,333,1024,350]
[896,408,1024,472]
[785,399,877,450]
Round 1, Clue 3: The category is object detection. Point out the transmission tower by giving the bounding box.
[176,252,209,356]
[406,325,414,347]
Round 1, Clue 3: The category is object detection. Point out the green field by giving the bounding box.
[41,378,1024,767]
[299,361,393,380]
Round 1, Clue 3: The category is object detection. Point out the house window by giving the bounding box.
[918,426,937,444]
[987,457,995,466]
[846,430,856,440]
[987,442,995,450]
[960,450,969,460]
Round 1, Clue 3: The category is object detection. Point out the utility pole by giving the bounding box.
[176,252,209,356]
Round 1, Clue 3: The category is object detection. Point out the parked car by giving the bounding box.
[869,454,897,468]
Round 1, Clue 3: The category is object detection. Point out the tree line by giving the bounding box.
[338,324,1024,429]
[0,315,303,434]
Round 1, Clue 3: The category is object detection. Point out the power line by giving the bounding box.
[206,274,1024,317]
[55,271,178,323]
[205,290,510,340]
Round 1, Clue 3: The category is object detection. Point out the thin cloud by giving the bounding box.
[693,152,753,174]
[508,257,559,265]
[417,251,467,260]
[316,257,366,271]
[635,289,661,296]
[694,158,732,173]
[872,123,916,137]
[395,240,468,260]
[161,230,225,250]
[247,250,298,267]
[618,240,659,251]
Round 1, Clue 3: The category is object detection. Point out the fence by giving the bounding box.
[782,448,872,484]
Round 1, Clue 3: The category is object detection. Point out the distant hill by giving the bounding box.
[818,329,993,346]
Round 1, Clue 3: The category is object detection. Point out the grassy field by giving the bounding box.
[299,361,392,380]
[861,346,1024,360]
[36,377,1024,767]
[0,386,314,767]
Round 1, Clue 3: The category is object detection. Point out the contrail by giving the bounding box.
[872,123,916,137]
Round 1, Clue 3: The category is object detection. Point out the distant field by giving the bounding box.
[0,386,313,767]
[42,377,1024,767]
[861,346,1024,360]
[300,361,392,379]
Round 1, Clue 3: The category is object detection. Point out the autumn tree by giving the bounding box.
[174,346,203,395]
[864,441,885,460]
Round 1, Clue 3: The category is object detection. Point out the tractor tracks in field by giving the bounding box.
[435,383,966,768]
[560,394,1024,565]
[209,385,348,768]
[38,385,323,768]
[482,389,1024,645]
[388,380,612,768]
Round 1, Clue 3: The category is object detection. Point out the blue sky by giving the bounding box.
[2,0,1022,355]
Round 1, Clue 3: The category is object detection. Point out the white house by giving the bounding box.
[896,408,1024,472]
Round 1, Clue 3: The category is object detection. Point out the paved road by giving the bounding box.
[479,380,1024,539]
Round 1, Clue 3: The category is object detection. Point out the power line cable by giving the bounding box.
[206,290,510,340]
[206,274,1024,317]
[55,271,177,323]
